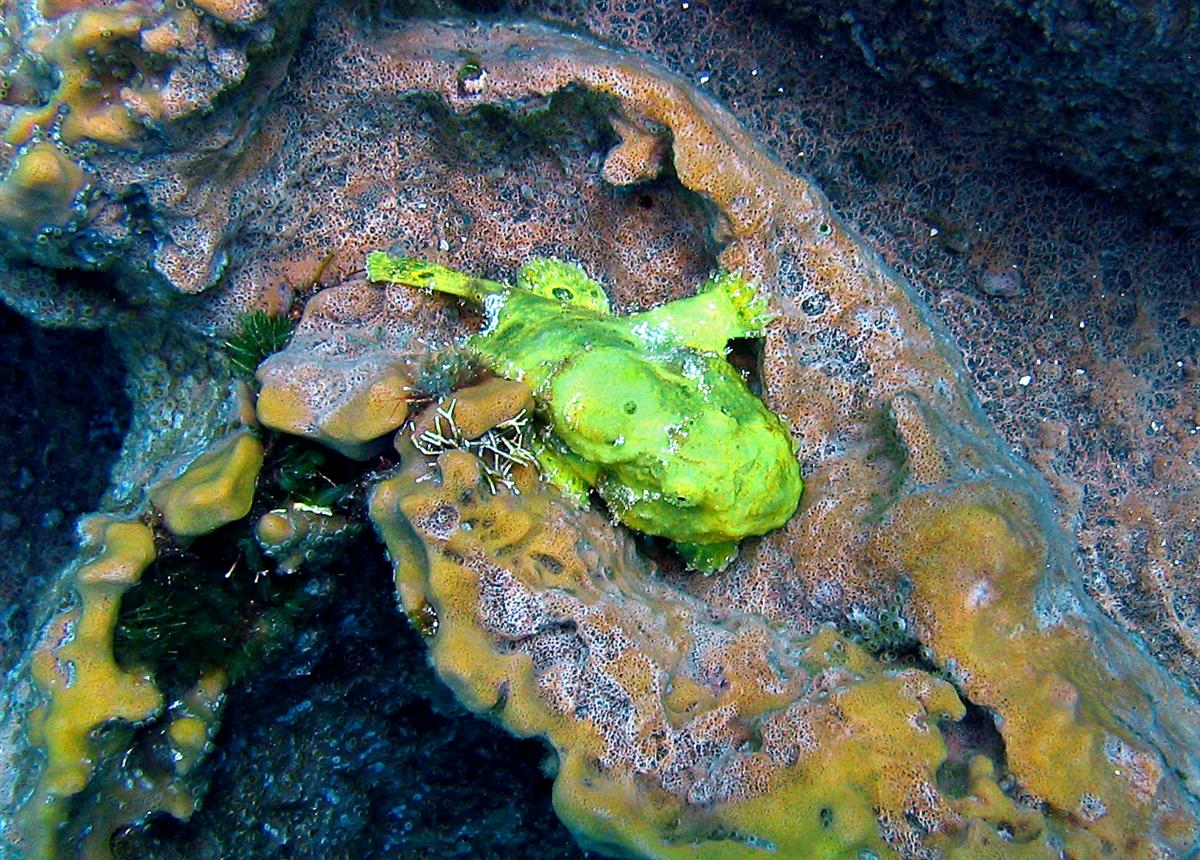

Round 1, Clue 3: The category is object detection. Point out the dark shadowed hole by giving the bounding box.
[726,337,764,396]
[936,700,1009,798]
[114,540,585,859]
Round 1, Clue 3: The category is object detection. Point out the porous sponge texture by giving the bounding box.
[341,18,1198,856]
[873,487,1193,852]
[369,381,1170,858]
[4,11,1195,859]
[256,280,423,459]
[370,448,953,858]
[0,0,313,296]
[257,365,411,459]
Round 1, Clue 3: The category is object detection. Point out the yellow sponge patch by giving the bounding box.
[22,516,162,860]
[0,143,87,236]
[151,431,264,537]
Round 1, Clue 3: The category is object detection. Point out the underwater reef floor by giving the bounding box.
[0,1,1197,858]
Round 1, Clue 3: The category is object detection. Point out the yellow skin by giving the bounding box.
[367,252,803,571]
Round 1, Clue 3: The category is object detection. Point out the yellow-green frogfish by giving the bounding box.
[367,251,802,572]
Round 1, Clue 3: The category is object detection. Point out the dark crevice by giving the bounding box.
[841,595,1014,806]
[114,431,369,697]
[0,301,131,674]
[726,336,765,396]
[937,700,1010,797]
[114,532,585,859]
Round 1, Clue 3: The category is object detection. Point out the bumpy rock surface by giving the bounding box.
[0,0,314,304]
[0,1,1198,858]
[254,279,431,459]
[764,0,1200,228]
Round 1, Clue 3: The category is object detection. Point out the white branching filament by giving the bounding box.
[413,399,538,494]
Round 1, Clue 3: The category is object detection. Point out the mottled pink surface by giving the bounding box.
[499,0,1199,688]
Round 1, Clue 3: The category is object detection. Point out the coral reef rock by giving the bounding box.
[0,4,1197,860]
[0,0,314,300]
[762,0,1200,228]
[363,19,1199,859]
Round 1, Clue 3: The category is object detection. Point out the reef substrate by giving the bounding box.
[0,4,1197,859]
